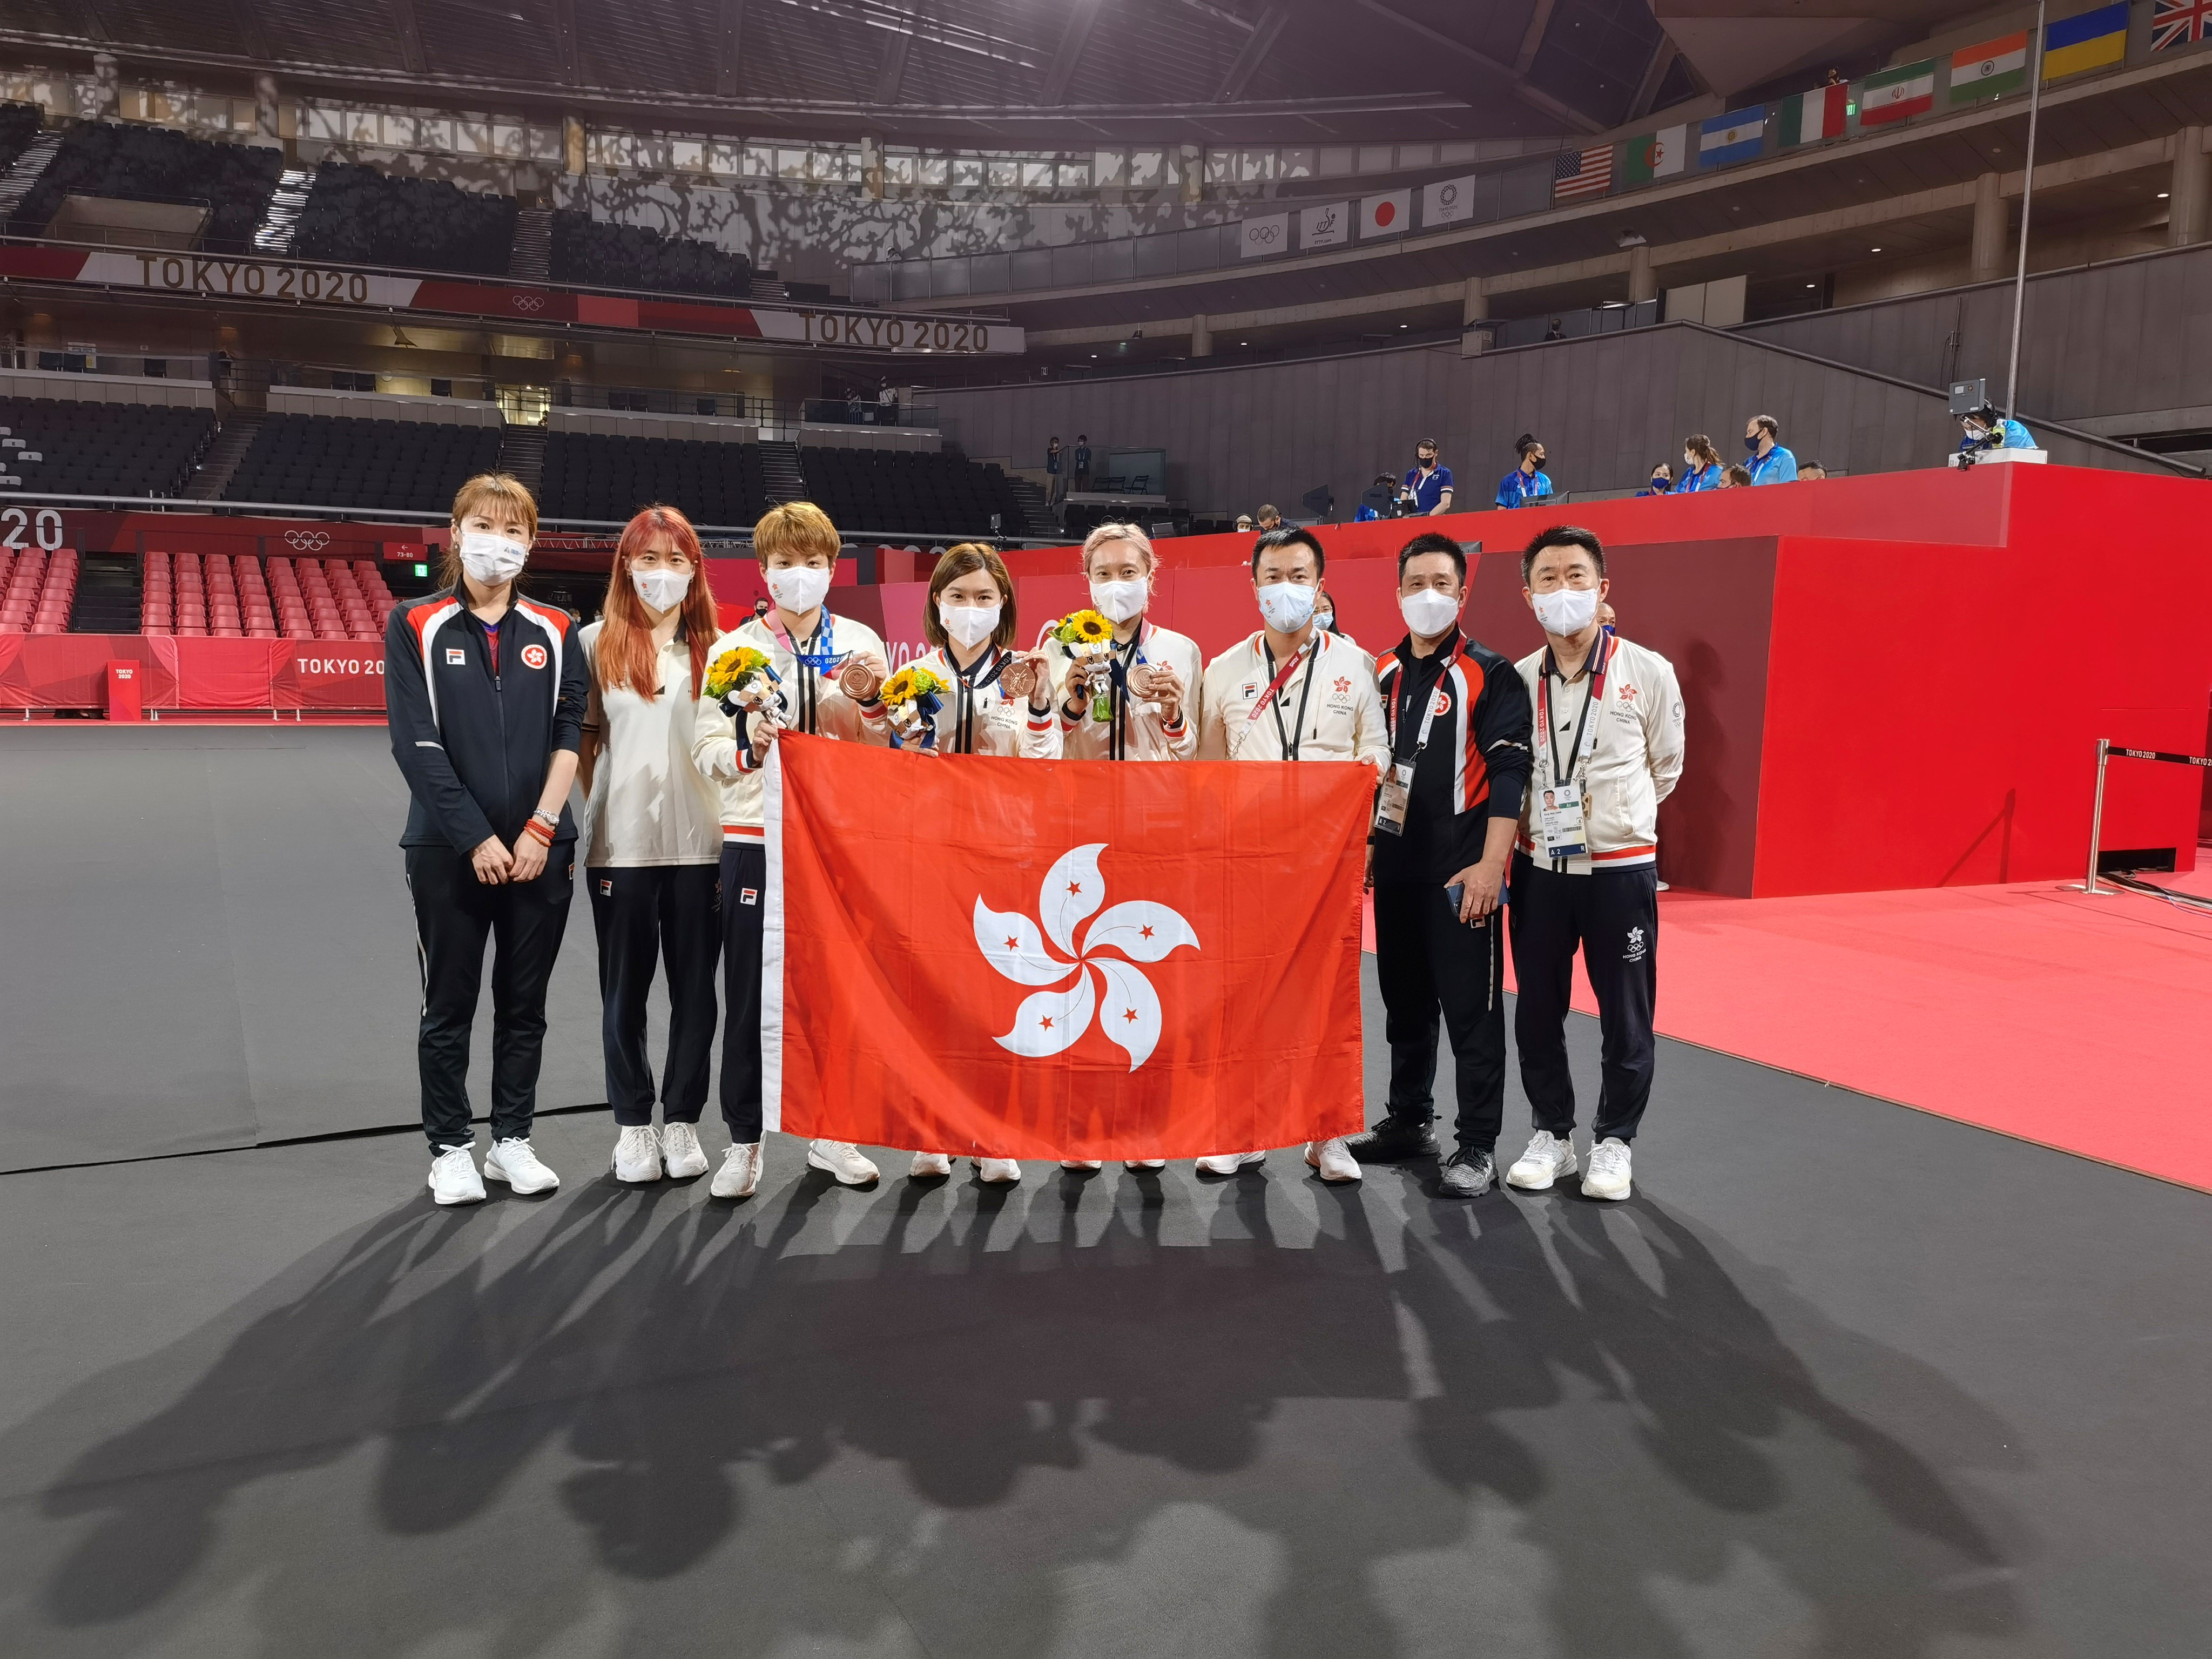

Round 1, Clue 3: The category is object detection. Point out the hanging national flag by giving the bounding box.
[763,735,1371,1161]
[1621,124,1687,185]
[1551,144,1615,202]
[2044,1,2128,78]
[1950,31,2029,102]
[1698,107,1767,169]
[1776,84,1850,147]
[2151,0,2212,52]
[1360,189,1412,238]
[1422,173,1480,225]
[1859,58,1937,125]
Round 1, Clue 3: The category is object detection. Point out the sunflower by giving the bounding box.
[906,665,949,696]
[705,645,774,701]
[1055,608,1112,646]
[881,667,921,707]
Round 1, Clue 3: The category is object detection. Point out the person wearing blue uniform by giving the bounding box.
[1401,439,1455,515]
[1497,435,1554,509]
[1678,434,1723,491]
[1960,406,2034,454]
[1636,464,1672,496]
[1743,415,1797,484]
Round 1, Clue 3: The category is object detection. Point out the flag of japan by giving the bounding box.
[1361,189,1412,238]
[764,734,1371,1159]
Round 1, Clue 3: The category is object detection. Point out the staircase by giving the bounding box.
[749,269,785,303]
[758,439,806,505]
[68,554,141,633]
[1007,475,1058,538]
[0,131,62,230]
[187,411,265,502]
[251,167,315,255]
[497,422,547,495]
[509,206,552,284]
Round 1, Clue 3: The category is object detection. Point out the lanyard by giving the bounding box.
[1535,630,1611,792]
[767,613,835,732]
[949,644,1004,754]
[1251,637,1317,761]
[1389,641,1455,767]
[1108,624,1147,761]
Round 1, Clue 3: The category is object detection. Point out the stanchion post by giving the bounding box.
[2085,737,2110,894]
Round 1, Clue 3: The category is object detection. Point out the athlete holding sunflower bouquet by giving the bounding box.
[689,502,893,1198]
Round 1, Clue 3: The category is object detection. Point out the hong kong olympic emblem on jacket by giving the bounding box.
[975,843,1199,1070]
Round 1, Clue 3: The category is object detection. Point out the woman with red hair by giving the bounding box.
[578,504,725,1185]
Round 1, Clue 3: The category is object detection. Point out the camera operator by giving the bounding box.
[1401,439,1455,516]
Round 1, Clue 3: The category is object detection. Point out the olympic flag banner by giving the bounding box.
[764,735,1371,1160]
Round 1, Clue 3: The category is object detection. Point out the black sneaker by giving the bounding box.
[1438,1149,1496,1198]
[1344,1117,1439,1163]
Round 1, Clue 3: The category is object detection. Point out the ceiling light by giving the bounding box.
[1399,323,1408,328]
[1806,282,1816,288]
[1870,246,1882,252]
[2159,191,2171,199]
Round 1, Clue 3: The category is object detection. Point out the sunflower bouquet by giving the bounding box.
[1053,608,1117,721]
[706,645,781,718]
[879,664,948,750]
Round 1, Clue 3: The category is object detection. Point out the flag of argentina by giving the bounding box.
[1698,107,1768,168]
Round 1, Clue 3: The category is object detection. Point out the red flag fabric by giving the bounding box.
[765,733,1371,1160]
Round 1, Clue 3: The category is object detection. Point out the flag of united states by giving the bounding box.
[1552,144,1615,202]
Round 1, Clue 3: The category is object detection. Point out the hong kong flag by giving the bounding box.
[764,734,1371,1159]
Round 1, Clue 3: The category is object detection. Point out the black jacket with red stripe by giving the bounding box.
[1371,631,1533,883]
[385,588,588,853]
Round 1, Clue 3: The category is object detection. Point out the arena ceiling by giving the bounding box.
[0,0,1721,145]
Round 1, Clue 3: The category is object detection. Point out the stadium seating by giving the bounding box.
[222,414,504,512]
[291,163,517,276]
[0,102,41,173]
[0,544,78,635]
[548,211,753,297]
[538,430,770,527]
[140,549,393,640]
[797,447,1029,539]
[8,120,282,253]
[0,397,215,498]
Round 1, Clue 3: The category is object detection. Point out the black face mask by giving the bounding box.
[1416,455,1434,469]
[1530,457,1547,472]
[1745,435,1762,453]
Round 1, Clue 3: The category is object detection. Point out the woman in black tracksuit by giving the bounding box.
[386,473,589,1207]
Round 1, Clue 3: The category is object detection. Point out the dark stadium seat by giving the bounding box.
[220,413,503,513]
[548,211,753,298]
[0,102,41,174]
[0,397,215,498]
[7,120,281,253]
[796,447,1028,539]
[292,163,517,276]
[537,430,771,528]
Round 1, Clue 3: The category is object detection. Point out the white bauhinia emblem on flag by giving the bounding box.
[975,843,1199,1069]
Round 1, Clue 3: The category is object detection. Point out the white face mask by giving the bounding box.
[1089,578,1148,624]
[1400,588,1461,638]
[1255,581,1316,633]
[457,530,527,586]
[1530,585,1600,637]
[938,601,1001,649]
[765,564,832,615]
[631,567,691,613]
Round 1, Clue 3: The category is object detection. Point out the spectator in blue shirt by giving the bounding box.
[1636,463,1673,497]
[1496,434,1553,509]
[1401,438,1455,515]
[1959,406,2034,454]
[1678,434,1723,491]
[1743,415,1798,484]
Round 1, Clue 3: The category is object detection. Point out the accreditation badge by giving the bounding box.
[1373,760,1414,837]
[1535,781,1589,860]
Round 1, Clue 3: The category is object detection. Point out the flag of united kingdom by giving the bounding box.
[2151,0,2212,51]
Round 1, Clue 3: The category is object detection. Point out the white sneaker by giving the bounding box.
[976,1158,1022,1184]
[1582,1137,1633,1201]
[1195,1151,1267,1176]
[428,1144,485,1206]
[710,1142,761,1199]
[660,1121,709,1179]
[612,1124,662,1184]
[483,1137,559,1195]
[1127,1159,1166,1172]
[909,1151,954,1179]
[1506,1130,1579,1191]
[1304,1137,1362,1183]
[1060,1159,1103,1172]
[806,1139,880,1185]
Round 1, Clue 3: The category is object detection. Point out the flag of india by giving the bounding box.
[1950,32,2028,104]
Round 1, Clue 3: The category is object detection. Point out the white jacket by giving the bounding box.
[904,643,1062,758]
[1198,628,1389,770]
[579,620,723,867]
[690,611,891,840]
[1515,631,1684,872]
[1047,618,1203,761]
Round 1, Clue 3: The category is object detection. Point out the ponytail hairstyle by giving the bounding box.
[598,504,718,700]
[1684,433,1721,468]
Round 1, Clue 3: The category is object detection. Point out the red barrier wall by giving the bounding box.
[0,636,386,710]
